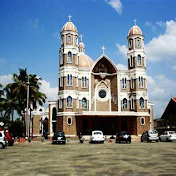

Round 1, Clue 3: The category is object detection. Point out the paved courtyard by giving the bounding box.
[0,141,176,176]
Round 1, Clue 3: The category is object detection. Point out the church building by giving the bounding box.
[48,16,154,137]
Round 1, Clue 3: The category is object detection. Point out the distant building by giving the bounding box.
[155,98,176,134]
[32,107,48,137]
[47,16,154,137]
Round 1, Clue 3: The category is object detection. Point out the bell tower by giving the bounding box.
[127,20,148,112]
[127,19,146,70]
[58,16,79,112]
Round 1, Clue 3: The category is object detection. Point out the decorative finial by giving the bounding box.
[68,15,72,22]
[79,34,84,42]
[101,46,106,55]
[134,19,137,25]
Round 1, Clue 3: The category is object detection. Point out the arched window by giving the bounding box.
[67,52,72,63]
[140,117,145,125]
[130,78,134,89]
[67,96,72,107]
[84,77,87,87]
[139,97,145,109]
[139,76,144,88]
[52,107,57,121]
[67,117,72,125]
[129,39,133,49]
[122,98,127,109]
[137,55,142,66]
[67,74,72,86]
[122,78,127,89]
[68,35,71,43]
[82,98,87,109]
[130,55,133,67]
[130,98,134,110]
[82,77,84,88]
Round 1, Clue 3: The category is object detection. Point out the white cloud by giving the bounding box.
[105,0,122,14]
[146,20,176,61]
[116,20,176,62]
[172,65,176,72]
[145,21,156,31]
[116,43,127,59]
[28,19,40,30]
[0,74,13,86]
[147,75,176,118]
[40,80,58,103]
[0,58,5,67]
[156,21,165,27]
[116,64,127,70]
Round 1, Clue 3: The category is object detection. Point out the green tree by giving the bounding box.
[3,86,19,122]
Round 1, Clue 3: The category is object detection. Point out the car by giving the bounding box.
[52,131,66,144]
[4,130,14,146]
[159,131,176,142]
[141,130,159,142]
[0,131,7,149]
[90,130,105,143]
[116,131,131,143]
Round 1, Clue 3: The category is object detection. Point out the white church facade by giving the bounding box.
[47,16,154,137]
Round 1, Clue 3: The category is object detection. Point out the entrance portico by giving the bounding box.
[76,115,137,135]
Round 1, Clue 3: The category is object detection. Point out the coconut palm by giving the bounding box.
[2,86,19,122]
[8,69,47,122]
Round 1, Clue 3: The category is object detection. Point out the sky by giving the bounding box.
[0,0,176,119]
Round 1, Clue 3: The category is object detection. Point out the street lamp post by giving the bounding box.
[26,76,30,138]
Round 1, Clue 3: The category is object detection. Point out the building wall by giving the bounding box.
[136,116,150,135]
[63,115,77,135]
[33,115,41,136]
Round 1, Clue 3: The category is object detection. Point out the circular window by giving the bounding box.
[99,90,106,98]
[140,117,145,125]
[67,117,72,125]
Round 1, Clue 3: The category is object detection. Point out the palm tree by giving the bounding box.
[2,86,19,122]
[29,74,47,109]
[7,69,47,136]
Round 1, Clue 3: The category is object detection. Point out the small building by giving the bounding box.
[32,107,49,137]
[155,98,176,134]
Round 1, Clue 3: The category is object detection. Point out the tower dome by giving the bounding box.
[78,53,94,69]
[61,15,78,33]
[79,41,85,49]
[128,25,142,36]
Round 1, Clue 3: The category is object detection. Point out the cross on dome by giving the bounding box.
[79,34,84,42]
[134,19,137,25]
[68,15,72,21]
[101,46,106,55]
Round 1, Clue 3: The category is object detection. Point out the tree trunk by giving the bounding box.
[11,109,14,122]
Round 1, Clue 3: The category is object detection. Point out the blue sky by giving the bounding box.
[0,0,176,118]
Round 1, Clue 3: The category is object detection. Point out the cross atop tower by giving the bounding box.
[101,46,106,55]
[68,15,72,22]
[79,34,84,42]
[134,19,137,25]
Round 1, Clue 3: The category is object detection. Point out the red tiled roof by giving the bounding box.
[172,98,176,102]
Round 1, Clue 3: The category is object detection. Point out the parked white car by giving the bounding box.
[0,131,7,149]
[90,130,105,143]
[141,130,159,142]
[159,131,176,142]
